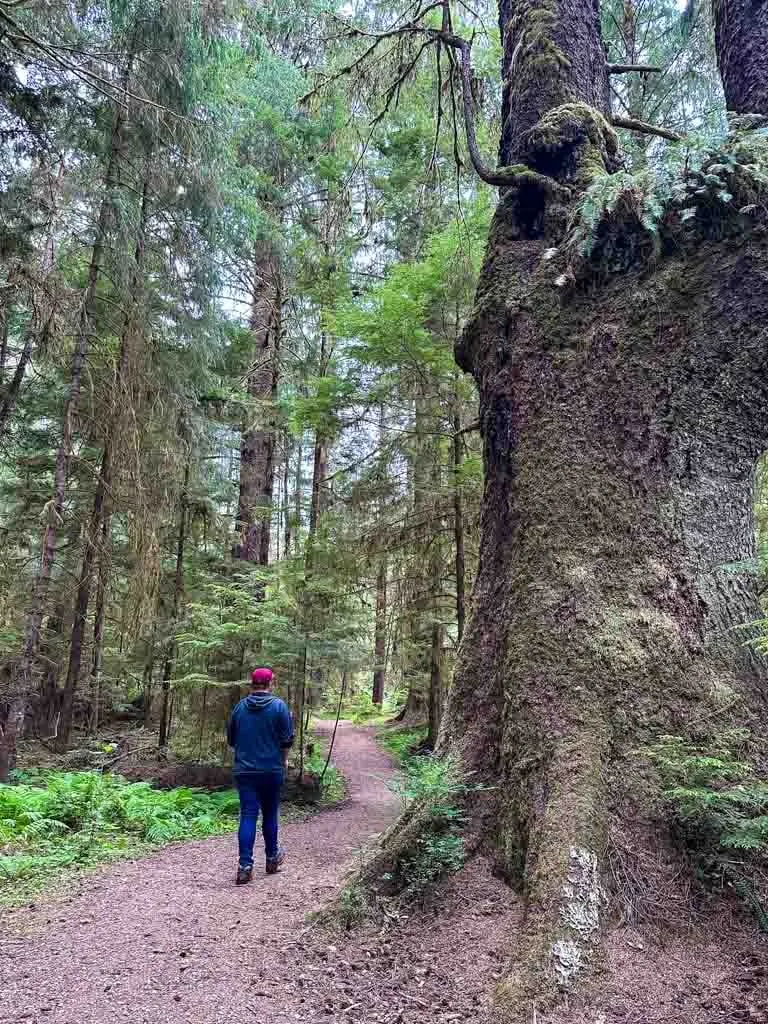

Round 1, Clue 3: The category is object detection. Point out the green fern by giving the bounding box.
[647,733,768,927]
[0,770,239,900]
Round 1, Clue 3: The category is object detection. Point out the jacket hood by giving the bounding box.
[245,692,276,712]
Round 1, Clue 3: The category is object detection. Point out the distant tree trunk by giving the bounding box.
[297,319,330,733]
[425,449,444,749]
[368,1,768,1015]
[88,518,110,735]
[57,170,150,750]
[0,306,7,380]
[282,431,292,558]
[426,620,443,750]
[0,699,24,781]
[234,244,281,567]
[142,653,155,728]
[401,392,432,720]
[372,558,387,707]
[158,456,189,750]
[452,399,466,644]
[0,329,33,438]
[1,79,130,780]
[0,158,64,439]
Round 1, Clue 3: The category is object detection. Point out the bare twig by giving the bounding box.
[320,673,347,784]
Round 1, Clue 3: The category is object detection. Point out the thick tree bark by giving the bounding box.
[234,246,280,566]
[58,172,150,750]
[369,1,768,1016]
[452,399,466,644]
[714,0,768,113]
[498,0,610,164]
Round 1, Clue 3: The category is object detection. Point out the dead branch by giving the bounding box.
[607,63,662,74]
[611,115,682,142]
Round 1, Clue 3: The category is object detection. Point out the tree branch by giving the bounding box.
[607,63,662,74]
[430,31,517,186]
[611,115,682,142]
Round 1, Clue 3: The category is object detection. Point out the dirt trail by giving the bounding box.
[1,722,402,1023]
[5,720,758,1023]
[2,723,520,1024]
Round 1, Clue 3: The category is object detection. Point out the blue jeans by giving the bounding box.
[235,771,283,868]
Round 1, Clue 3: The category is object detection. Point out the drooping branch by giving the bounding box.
[434,31,518,186]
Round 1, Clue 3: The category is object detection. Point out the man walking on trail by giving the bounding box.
[227,667,294,885]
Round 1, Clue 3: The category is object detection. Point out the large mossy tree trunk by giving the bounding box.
[365,0,768,1017]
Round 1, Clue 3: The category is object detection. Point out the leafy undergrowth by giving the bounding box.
[648,732,768,929]
[378,724,428,765]
[321,688,406,726]
[0,770,239,905]
[302,731,348,806]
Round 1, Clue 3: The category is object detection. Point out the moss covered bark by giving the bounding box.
[498,0,610,165]
[450,179,768,1012]
[355,4,768,1020]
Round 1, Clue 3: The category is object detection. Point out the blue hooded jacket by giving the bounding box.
[227,692,294,776]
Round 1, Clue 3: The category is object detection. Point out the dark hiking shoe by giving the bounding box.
[266,848,285,875]
[236,865,253,885]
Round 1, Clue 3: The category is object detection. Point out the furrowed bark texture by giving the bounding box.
[452,208,768,1009]
[497,0,610,165]
[714,0,768,114]
[234,247,280,566]
[409,1,767,1017]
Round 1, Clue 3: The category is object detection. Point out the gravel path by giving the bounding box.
[2,721,401,1024]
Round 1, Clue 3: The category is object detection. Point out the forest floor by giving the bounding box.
[2,722,766,1024]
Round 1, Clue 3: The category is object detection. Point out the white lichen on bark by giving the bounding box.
[552,846,606,985]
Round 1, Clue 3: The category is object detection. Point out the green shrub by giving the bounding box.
[378,725,427,765]
[337,882,368,928]
[384,753,480,897]
[647,733,768,928]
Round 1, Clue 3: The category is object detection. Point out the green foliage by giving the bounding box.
[647,733,768,928]
[0,772,237,899]
[337,881,368,929]
[567,123,768,276]
[378,725,428,764]
[327,687,406,725]
[647,733,768,853]
[571,168,666,257]
[398,831,466,895]
[385,753,478,897]
[302,735,347,806]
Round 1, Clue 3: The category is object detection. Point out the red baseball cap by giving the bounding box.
[251,667,274,686]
